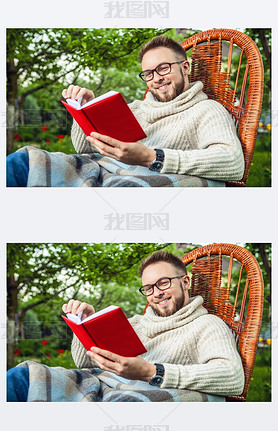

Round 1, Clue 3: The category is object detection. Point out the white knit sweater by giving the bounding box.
[71,296,245,396]
[71,81,244,181]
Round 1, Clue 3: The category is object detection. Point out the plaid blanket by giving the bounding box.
[18,146,225,187]
[18,361,225,402]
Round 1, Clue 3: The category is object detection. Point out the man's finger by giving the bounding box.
[71,300,82,315]
[87,352,118,374]
[87,137,119,159]
[90,346,121,362]
[71,86,82,100]
[90,132,121,148]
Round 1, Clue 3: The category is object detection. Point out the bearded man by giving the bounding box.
[7,250,244,401]
[7,36,244,187]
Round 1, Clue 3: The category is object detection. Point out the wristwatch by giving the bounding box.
[149,149,165,172]
[149,363,165,387]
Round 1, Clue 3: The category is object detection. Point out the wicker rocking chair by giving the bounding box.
[181,29,264,186]
[182,243,264,401]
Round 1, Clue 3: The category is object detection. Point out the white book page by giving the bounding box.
[66,305,119,324]
[66,91,118,110]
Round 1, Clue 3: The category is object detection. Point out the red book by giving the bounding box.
[62,305,147,357]
[61,91,147,142]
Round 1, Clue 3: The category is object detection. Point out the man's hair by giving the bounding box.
[139,250,187,276]
[139,36,187,62]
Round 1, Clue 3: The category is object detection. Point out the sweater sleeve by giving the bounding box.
[71,334,98,368]
[160,316,245,396]
[70,120,98,154]
[161,101,245,181]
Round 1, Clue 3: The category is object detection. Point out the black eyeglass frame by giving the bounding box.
[139,275,185,296]
[139,61,185,82]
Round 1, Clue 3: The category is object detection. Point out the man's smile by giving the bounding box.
[156,83,170,91]
[156,297,171,306]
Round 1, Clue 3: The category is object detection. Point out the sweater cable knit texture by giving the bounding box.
[71,296,245,396]
[71,81,244,181]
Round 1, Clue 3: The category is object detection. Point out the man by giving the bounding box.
[7,36,244,187]
[7,251,244,401]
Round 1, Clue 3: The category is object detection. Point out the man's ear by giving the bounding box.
[182,60,190,76]
[182,274,190,291]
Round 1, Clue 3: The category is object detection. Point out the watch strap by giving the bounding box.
[149,149,165,172]
[154,363,165,377]
[154,149,164,162]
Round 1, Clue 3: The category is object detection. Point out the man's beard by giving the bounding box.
[150,283,185,317]
[150,69,185,102]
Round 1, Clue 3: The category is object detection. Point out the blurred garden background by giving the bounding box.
[7,28,271,186]
[7,242,271,401]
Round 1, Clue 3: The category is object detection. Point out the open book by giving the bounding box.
[62,305,147,357]
[62,91,147,142]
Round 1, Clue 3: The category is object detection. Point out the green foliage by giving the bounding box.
[22,309,42,339]
[13,337,76,369]
[39,350,76,369]
[15,339,42,357]
[7,28,168,153]
[7,242,170,320]
[22,95,41,124]
[7,28,166,94]
[13,125,76,151]
[247,132,271,187]
[255,346,271,367]
[41,135,77,154]
[247,347,271,401]
[244,29,271,118]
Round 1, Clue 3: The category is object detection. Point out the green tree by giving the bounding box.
[7,242,171,369]
[7,28,166,154]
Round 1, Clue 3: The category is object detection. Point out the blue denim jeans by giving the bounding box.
[7,366,30,401]
[6,152,29,187]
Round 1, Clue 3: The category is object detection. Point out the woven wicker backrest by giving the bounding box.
[181,29,264,186]
[182,243,264,401]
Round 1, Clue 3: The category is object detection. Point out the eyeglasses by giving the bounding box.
[139,275,185,296]
[139,61,185,82]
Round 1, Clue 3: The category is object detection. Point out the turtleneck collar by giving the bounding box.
[141,81,208,123]
[140,295,208,338]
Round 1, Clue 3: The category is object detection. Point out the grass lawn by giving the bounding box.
[246,347,271,401]
[246,131,271,187]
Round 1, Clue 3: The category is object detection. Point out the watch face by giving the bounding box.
[150,161,163,172]
[151,376,163,386]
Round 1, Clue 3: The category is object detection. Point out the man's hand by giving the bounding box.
[62,299,95,320]
[87,346,156,382]
[62,85,95,106]
[86,132,156,167]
